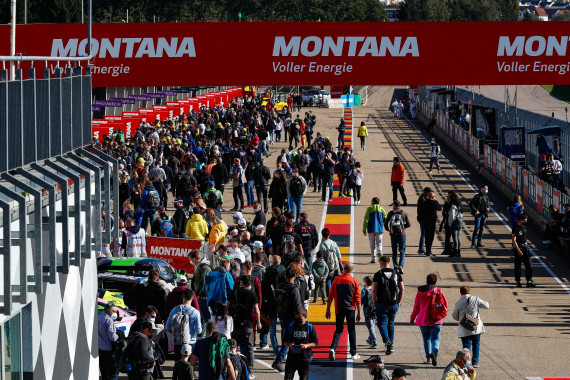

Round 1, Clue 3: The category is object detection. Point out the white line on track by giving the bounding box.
[400,113,570,296]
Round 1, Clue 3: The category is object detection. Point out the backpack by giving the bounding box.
[117,332,143,373]
[379,270,399,305]
[170,307,192,345]
[363,288,376,319]
[296,154,308,168]
[281,234,296,254]
[228,289,252,327]
[430,288,448,321]
[206,191,219,209]
[273,286,290,315]
[147,190,160,208]
[451,209,463,231]
[389,212,405,235]
[289,177,304,198]
[321,243,339,275]
[160,219,174,237]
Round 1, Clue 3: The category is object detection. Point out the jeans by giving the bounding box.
[391,234,406,268]
[514,246,533,282]
[368,232,383,260]
[245,180,255,205]
[471,214,487,245]
[260,140,268,155]
[197,297,211,334]
[99,349,119,380]
[233,185,244,210]
[289,196,303,220]
[284,359,310,380]
[269,130,275,144]
[461,334,481,365]
[391,182,407,204]
[322,176,333,201]
[419,324,442,359]
[275,129,282,141]
[268,315,280,357]
[375,303,399,344]
[235,327,254,372]
[451,228,461,253]
[338,133,345,148]
[313,280,327,302]
[255,185,269,213]
[141,209,156,231]
[418,221,426,252]
[330,309,357,356]
[353,185,361,202]
[425,224,436,254]
[312,167,322,191]
[365,317,377,346]
[276,320,291,363]
[360,136,366,149]
[215,183,225,195]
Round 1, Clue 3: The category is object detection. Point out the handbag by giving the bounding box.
[459,296,480,331]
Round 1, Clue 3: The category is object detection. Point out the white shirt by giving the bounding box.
[550,159,563,174]
[229,248,245,263]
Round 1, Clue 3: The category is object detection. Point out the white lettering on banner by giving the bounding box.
[497,60,570,75]
[497,36,570,56]
[150,245,192,257]
[273,36,419,57]
[126,121,132,136]
[51,37,196,58]
[272,61,353,75]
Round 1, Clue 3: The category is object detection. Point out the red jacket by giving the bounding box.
[329,272,361,314]
[391,163,405,183]
[410,285,447,326]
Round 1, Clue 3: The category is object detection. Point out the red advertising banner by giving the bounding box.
[501,155,506,182]
[492,150,497,175]
[5,22,570,87]
[146,236,203,274]
[536,178,543,212]
[523,170,529,200]
[330,85,343,98]
[92,119,111,141]
[484,146,489,169]
[552,189,560,210]
[511,161,517,190]
[474,137,479,160]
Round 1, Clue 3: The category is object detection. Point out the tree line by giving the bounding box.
[0,0,388,24]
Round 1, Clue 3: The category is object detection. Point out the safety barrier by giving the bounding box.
[420,102,570,220]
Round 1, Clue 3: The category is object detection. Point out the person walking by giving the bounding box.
[469,184,490,248]
[165,288,202,361]
[320,149,337,202]
[283,308,318,380]
[253,157,272,213]
[511,213,536,288]
[287,168,308,221]
[317,228,342,295]
[351,162,364,205]
[446,191,463,257]
[363,197,387,264]
[361,276,378,349]
[428,138,441,174]
[326,262,362,360]
[98,302,119,380]
[373,256,404,356]
[417,187,432,255]
[337,118,346,149]
[230,158,245,211]
[410,273,448,366]
[126,322,156,380]
[384,201,411,273]
[140,179,161,231]
[441,349,477,380]
[451,286,490,368]
[419,190,442,257]
[391,157,407,206]
[358,121,368,150]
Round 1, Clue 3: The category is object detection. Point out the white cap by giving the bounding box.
[256,224,265,230]
[181,343,192,356]
[232,211,243,219]
[252,241,263,249]
[238,218,247,226]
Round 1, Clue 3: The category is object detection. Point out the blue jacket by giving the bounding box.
[203,266,234,306]
[140,186,160,210]
[363,204,387,233]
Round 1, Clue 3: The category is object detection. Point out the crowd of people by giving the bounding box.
[96,92,505,380]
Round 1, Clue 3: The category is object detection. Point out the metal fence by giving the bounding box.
[0,67,92,173]
[419,102,570,220]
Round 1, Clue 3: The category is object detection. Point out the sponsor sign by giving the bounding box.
[523,170,529,200]
[511,161,517,190]
[146,237,203,274]
[110,97,136,105]
[536,178,543,212]
[92,105,101,112]
[552,189,560,210]
[93,99,122,107]
[128,94,152,101]
[4,22,570,86]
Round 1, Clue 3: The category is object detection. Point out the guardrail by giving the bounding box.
[419,101,570,220]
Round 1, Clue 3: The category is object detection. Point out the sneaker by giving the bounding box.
[542,240,552,245]
[371,345,378,349]
[249,373,256,379]
[397,267,404,275]
[350,353,361,360]
[329,349,335,361]
[428,170,432,174]
[438,170,441,173]
[272,361,284,372]
[516,281,522,288]
[470,244,476,249]
[402,202,408,206]
[320,199,326,202]
[366,338,372,346]
[370,259,376,263]
[260,345,269,350]
[526,280,536,288]
[473,364,480,369]
[476,242,485,248]
[385,341,393,355]
[430,353,437,366]
[417,250,425,254]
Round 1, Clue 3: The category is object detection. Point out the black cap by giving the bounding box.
[392,368,410,377]
[363,355,383,364]
[423,187,433,193]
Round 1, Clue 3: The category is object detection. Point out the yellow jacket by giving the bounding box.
[185,214,208,241]
[358,125,368,137]
[441,362,476,380]
[208,222,227,249]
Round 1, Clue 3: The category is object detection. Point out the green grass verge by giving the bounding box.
[540,85,570,104]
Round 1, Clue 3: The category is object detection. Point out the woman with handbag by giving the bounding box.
[451,286,490,368]
[447,191,463,257]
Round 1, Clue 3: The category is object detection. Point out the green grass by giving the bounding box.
[540,85,570,104]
